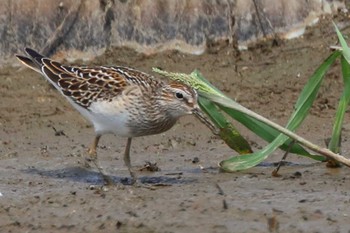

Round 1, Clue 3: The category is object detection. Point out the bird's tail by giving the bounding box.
[15,48,45,73]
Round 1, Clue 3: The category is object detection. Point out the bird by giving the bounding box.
[16,48,214,185]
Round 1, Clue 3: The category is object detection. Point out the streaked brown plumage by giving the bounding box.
[16,48,213,185]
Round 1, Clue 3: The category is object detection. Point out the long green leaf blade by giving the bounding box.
[334,22,350,64]
[328,56,350,153]
[219,105,324,161]
[198,97,253,154]
[220,51,340,171]
[193,71,318,157]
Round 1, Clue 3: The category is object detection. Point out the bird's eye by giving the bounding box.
[175,92,184,99]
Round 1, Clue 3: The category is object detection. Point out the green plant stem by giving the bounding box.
[200,92,350,167]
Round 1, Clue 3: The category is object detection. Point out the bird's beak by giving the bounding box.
[192,107,219,135]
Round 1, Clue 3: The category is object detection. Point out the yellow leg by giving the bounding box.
[86,134,113,185]
[87,135,101,160]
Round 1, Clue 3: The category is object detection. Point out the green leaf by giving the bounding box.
[198,97,253,154]
[193,70,322,160]
[328,56,350,154]
[220,51,340,171]
[334,22,350,64]
[219,105,324,161]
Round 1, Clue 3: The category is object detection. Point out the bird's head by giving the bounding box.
[157,82,199,118]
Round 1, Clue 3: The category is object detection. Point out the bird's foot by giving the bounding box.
[131,179,156,190]
[101,173,115,186]
[124,172,155,190]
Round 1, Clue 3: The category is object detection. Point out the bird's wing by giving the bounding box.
[16,48,161,108]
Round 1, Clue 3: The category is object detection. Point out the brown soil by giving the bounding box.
[1,16,350,233]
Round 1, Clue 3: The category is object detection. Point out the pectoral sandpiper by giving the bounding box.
[16,48,214,185]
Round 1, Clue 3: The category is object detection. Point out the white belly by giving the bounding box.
[70,98,132,137]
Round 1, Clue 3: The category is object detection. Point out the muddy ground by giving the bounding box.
[1,16,350,233]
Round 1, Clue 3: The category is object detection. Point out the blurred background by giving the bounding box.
[0,0,346,65]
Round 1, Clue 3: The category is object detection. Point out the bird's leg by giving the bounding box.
[84,134,100,167]
[85,135,113,185]
[91,159,114,186]
[123,139,156,190]
[123,137,137,184]
[87,135,101,160]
